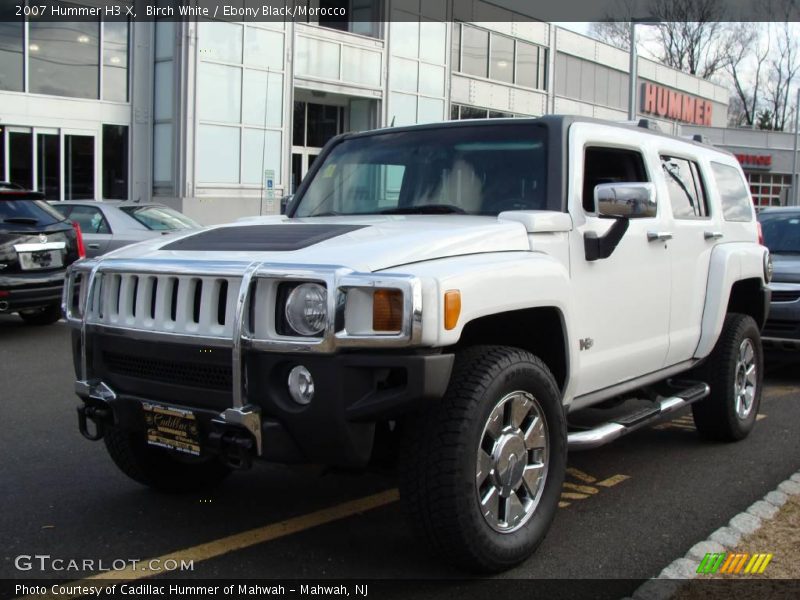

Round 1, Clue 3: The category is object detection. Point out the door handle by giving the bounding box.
[704,231,724,240]
[647,231,673,242]
[87,243,101,249]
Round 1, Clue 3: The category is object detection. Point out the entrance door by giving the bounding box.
[64,133,95,200]
[290,150,321,193]
[6,127,33,190]
[36,130,60,200]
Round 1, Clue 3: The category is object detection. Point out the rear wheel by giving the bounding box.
[19,303,62,326]
[400,345,566,573]
[692,314,762,441]
[104,427,231,492]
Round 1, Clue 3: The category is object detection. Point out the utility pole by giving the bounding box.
[628,22,637,121]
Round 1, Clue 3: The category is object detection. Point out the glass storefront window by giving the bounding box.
[244,27,283,70]
[243,71,283,128]
[102,125,128,199]
[198,21,242,63]
[490,34,514,84]
[515,42,539,89]
[37,134,60,200]
[103,22,129,102]
[197,125,240,184]
[198,63,242,124]
[306,104,341,148]
[9,131,33,190]
[65,135,94,200]
[461,26,489,79]
[0,17,23,92]
[29,20,100,99]
[293,102,306,146]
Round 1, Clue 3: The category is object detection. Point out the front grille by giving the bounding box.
[86,273,241,338]
[103,351,232,391]
[771,290,800,303]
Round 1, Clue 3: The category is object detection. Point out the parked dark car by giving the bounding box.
[758,207,800,351]
[0,182,85,325]
[49,201,201,258]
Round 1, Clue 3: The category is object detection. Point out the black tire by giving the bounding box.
[399,345,566,573]
[104,427,231,492]
[19,304,62,326]
[691,314,763,441]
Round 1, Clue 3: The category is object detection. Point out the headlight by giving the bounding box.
[764,251,773,284]
[284,282,327,336]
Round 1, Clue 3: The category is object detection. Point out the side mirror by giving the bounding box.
[594,182,657,219]
[280,195,293,215]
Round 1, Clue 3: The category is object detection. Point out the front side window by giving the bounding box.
[582,147,649,213]
[711,162,753,222]
[293,124,548,217]
[661,156,708,218]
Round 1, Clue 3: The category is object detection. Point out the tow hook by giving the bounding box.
[209,428,255,470]
[77,401,113,441]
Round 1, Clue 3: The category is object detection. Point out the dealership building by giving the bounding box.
[1,0,770,225]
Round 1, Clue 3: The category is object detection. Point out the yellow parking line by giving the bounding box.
[565,467,597,483]
[15,489,400,600]
[562,482,598,495]
[596,474,630,487]
[561,492,590,500]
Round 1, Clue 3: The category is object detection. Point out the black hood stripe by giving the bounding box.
[161,224,367,252]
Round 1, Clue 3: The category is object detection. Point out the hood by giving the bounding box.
[100,215,532,272]
[770,253,800,284]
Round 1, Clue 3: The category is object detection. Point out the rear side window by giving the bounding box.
[711,162,753,222]
[0,199,64,226]
[63,205,112,234]
[119,205,199,230]
[661,156,709,218]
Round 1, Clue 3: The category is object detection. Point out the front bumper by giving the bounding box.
[0,270,66,313]
[73,334,453,467]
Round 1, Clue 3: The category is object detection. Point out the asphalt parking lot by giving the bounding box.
[1,315,798,595]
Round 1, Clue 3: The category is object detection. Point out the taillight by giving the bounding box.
[757,221,765,245]
[72,221,86,258]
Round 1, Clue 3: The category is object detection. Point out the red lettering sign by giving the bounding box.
[734,154,772,169]
[641,82,713,126]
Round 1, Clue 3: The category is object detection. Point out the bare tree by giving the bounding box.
[650,0,731,79]
[725,22,770,128]
[764,21,800,130]
[587,21,631,51]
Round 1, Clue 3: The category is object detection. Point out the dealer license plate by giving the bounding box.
[142,403,201,456]
[18,250,64,270]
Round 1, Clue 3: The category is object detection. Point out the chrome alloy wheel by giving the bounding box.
[476,391,548,533]
[734,339,757,420]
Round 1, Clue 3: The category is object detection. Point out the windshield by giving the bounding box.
[759,211,800,253]
[293,124,548,217]
[119,205,200,231]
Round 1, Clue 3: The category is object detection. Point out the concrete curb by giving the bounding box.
[629,468,800,600]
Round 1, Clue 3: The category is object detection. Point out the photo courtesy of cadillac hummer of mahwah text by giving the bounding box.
[65,116,771,572]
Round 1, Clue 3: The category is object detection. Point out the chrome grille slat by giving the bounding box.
[85,272,241,338]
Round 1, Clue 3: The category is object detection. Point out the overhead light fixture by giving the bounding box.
[29,44,40,52]
[110,56,121,64]
[77,35,90,43]
[497,60,509,68]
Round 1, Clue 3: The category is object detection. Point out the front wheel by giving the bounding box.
[399,346,566,573]
[692,313,763,441]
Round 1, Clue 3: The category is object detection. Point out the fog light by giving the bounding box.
[288,365,314,405]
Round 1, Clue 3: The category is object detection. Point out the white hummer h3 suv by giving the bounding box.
[65,116,771,572]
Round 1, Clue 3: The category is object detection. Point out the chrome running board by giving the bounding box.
[567,381,710,451]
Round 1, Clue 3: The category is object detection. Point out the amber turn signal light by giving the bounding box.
[373,288,403,332]
[444,290,461,330]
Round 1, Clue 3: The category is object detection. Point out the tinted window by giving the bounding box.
[758,212,800,253]
[583,147,649,212]
[29,19,100,99]
[65,205,111,234]
[119,205,199,230]
[294,124,549,217]
[0,200,65,226]
[711,162,753,222]
[661,156,709,218]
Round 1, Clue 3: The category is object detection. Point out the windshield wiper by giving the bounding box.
[3,217,39,225]
[380,204,467,215]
